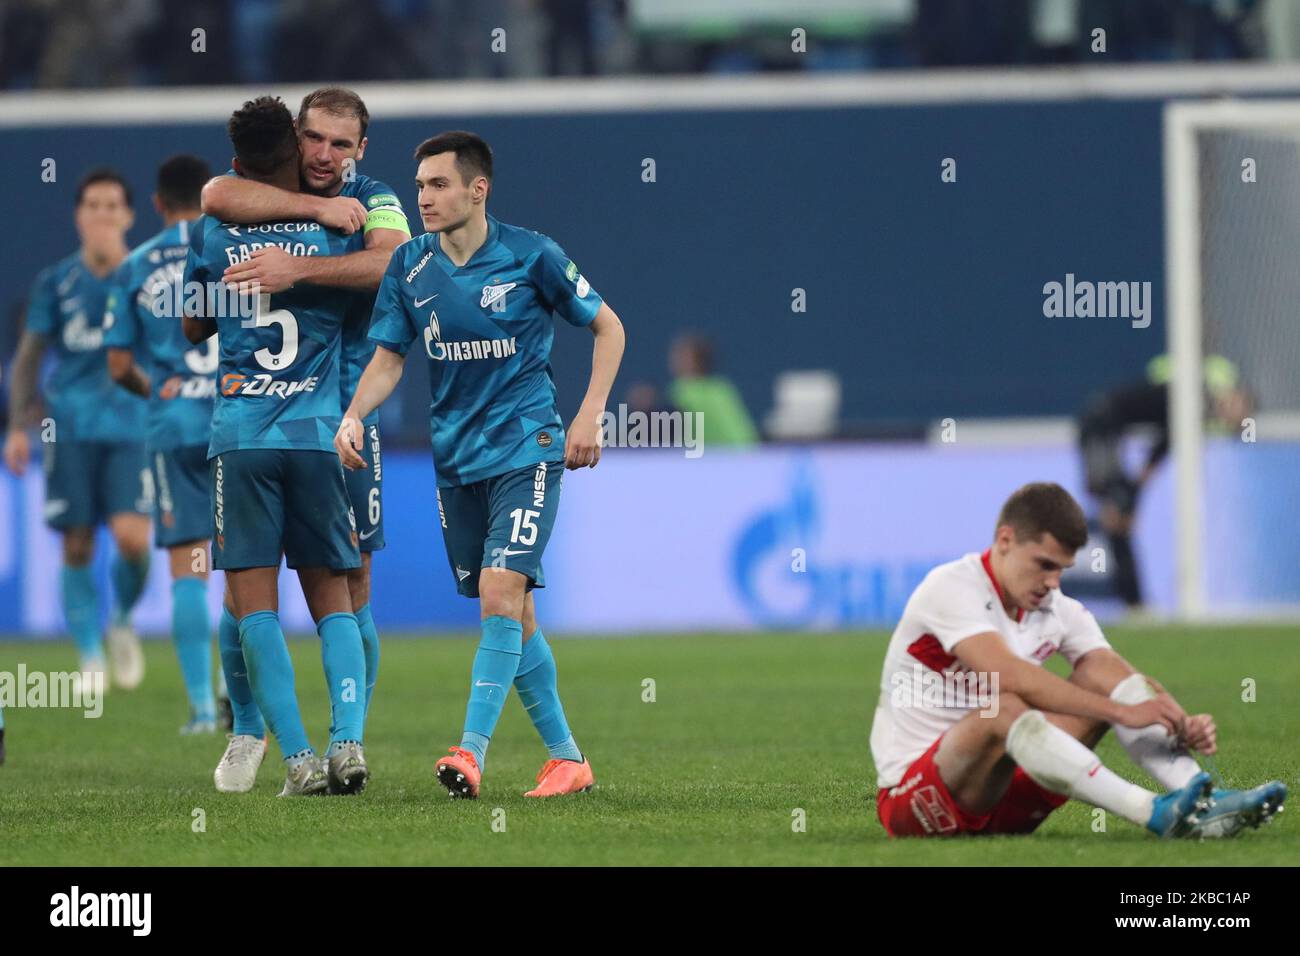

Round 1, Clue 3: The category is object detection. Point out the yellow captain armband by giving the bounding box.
[364,207,411,236]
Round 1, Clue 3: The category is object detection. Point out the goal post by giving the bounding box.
[1163,99,1300,620]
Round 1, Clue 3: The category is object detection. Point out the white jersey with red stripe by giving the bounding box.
[870,550,1111,789]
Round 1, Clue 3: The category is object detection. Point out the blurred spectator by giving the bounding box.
[668,334,758,448]
[1077,353,1250,610]
[0,0,1277,91]
[624,381,669,418]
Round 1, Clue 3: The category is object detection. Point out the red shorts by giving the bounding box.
[876,734,1068,837]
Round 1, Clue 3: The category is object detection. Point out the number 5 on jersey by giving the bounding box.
[247,293,298,371]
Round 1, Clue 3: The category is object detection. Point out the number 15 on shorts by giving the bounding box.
[509,508,539,546]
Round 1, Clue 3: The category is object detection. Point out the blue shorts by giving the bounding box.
[211,449,360,572]
[343,423,384,553]
[436,459,563,598]
[151,444,212,548]
[43,439,151,530]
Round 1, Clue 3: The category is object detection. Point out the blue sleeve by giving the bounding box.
[182,222,209,311]
[366,252,419,356]
[102,264,140,349]
[24,266,58,337]
[533,236,602,328]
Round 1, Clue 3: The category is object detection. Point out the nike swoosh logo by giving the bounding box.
[524,700,542,711]
[414,294,438,307]
[359,529,378,540]
[500,547,532,556]
[475,680,502,689]
[1087,763,1101,777]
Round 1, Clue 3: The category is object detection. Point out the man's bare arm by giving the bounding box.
[1074,647,1216,752]
[221,226,407,294]
[7,330,48,429]
[106,347,150,398]
[201,176,366,233]
[291,226,407,290]
[954,632,1184,734]
[335,346,406,470]
[565,303,625,469]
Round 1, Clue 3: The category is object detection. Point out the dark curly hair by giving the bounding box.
[227,96,298,177]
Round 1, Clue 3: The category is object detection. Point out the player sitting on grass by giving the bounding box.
[184,96,371,797]
[335,131,625,799]
[871,482,1286,839]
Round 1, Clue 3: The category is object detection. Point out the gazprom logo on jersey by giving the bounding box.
[220,372,319,398]
[60,311,104,351]
[422,309,516,362]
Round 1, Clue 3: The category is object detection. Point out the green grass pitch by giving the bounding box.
[0,626,1295,866]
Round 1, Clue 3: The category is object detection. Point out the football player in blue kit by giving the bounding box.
[105,154,228,734]
[335,132,625,799]
[201,87,410,725]
[184,96,371,797]
[4,169,150,693]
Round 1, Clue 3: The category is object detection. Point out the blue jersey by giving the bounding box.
[103,219,218,451]
[338,174,410,425]
[368,215,604,487]
[24,251,147,442]
[184,215,368,458]
[219,169,410,424]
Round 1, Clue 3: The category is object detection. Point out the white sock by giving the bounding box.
[1109,673,1201,790]
[1006,709,1156,827]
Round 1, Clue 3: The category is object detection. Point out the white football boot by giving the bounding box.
[106,623,145,690]
[214,734,268,793]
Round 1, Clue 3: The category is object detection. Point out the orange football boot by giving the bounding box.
[524,757,595,797]
[435,746,481,798]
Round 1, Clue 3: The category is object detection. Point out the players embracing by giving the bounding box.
[202,87,410,735]
[335,131,625,799]
[870,482,1286,839]
[184,95,376,797]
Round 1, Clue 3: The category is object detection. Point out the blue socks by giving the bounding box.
[238,610,309,759]
[355,602,380,717]
[109,553,150,628]
[515,630,581,762]
[60,564,103,665]
[317,612,366,745]
[218,607,264,737]
[171,578,215,721]
[459,615,523,769]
